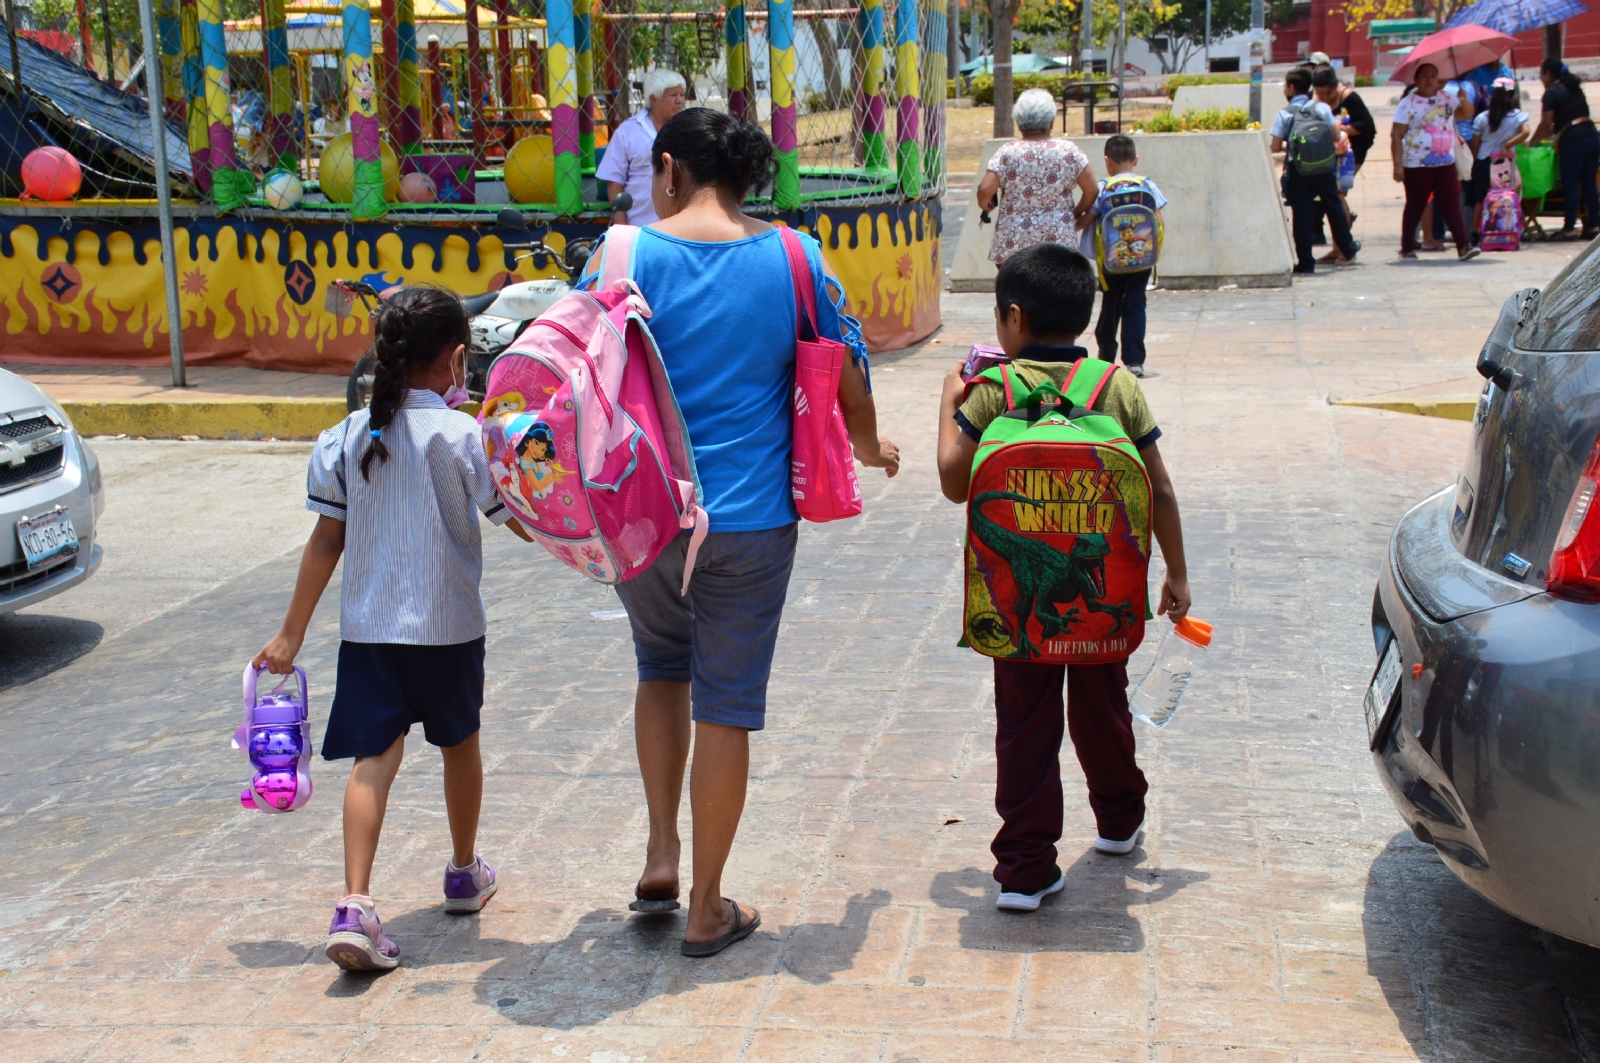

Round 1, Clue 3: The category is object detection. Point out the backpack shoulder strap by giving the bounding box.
[598,224,639,290]
[776,226,819,341]
[1062,356,1115,409]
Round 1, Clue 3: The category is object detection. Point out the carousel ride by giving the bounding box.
[0,0,946,370]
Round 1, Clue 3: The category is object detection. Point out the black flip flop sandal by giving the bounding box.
[629,880,681,913]
[680,899,761,957]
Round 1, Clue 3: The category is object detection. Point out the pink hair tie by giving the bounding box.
[1493,76,1518,90]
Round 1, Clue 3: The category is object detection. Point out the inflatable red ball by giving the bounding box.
[21,147,83,202]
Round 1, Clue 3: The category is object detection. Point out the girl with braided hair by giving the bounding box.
[253,286,531,973]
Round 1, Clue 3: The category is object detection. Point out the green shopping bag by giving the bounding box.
[1517,145,1557,201]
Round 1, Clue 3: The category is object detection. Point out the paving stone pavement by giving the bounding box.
[6,178,1600,1061]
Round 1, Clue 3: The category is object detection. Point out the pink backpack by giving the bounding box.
[1479,153,1522,252]
[479,226,706,591]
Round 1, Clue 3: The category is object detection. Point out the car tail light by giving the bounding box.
[1548,437,1600,596]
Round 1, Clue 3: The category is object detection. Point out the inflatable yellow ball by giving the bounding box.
[317,133,400,204]
[504,134,558,204]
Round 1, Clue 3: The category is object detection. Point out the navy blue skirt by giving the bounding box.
[322,637,485,760]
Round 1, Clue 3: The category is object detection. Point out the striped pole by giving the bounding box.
[575,0,595,171]
[893,0,919,196]
[725,0,751,120]
[860,0,888,172]
[157,0,186,124]
[920,0,944,188]
[343,0,387,218]
[262,0,295,167]
[769,0,799,209]
[179,0,210,192]
[394,0,423,152]
[197,0,251,208]
[545,0,583,214]
[427,34,444,138]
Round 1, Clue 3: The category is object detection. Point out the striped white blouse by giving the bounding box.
[307,389,510,645]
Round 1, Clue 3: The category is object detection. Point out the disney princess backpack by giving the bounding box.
[963,359,1153,665]
[478,226,707,592]
[1479,153,1522,252]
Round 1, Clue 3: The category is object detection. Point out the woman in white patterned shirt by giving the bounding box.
[254,288,530,974]
[977,88,1099,264]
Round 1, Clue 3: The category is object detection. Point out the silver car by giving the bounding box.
[0,369,103,614]
[1370,247,1600,948]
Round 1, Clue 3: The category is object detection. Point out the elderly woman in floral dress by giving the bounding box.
[977,88,1099,264]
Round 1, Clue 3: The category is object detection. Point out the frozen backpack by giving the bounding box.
[1480,153,1522,252]
[234,664,312,813]
[1093,174,1163,278]
[963,359,1152,665]
[479,225,706,591]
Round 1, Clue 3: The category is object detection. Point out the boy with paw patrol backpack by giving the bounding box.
[936,244,1193,913]
[1087,135,1165,378]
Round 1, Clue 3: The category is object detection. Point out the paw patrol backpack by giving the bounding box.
[963,359,1152,665]
[1092,174,1163,279]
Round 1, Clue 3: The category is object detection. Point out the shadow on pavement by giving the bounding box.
[1363,831,1600,1060]
[930,852,1208,953]
[0,612,103,692]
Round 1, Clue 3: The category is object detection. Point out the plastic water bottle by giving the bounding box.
[1129,617,1214,728]
[233,663,314,813]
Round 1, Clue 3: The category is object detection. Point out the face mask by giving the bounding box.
[443,352,469,409]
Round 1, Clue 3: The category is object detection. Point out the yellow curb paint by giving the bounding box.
[61,399,351,440]
[1333,399,1476,422]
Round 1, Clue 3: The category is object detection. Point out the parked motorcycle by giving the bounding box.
[330,198,630,412]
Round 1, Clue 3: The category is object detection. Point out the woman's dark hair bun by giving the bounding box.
[652,107,776,201]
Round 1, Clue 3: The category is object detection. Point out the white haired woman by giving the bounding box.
[976,88,1098,264]
[598,68,689,225]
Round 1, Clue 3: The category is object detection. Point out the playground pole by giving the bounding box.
[393,0,422,152]
[860,0,888,171]
[4,0,22,103]
[575,0,595,171]
[464,0,485,167]
[769,0,800,209]
[545,0,583,215]
[893,0,920,197]
[724,0,751,119]
[135,0,187,388]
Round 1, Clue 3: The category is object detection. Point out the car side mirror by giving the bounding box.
[496,208,530,231]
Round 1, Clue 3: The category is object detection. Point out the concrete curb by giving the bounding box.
[62,399,350,440]
[1333,398,1476,421]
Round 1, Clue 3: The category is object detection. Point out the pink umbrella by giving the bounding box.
[1391,24,1518,83]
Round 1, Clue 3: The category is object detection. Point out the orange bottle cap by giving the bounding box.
[1173,616,1213,647]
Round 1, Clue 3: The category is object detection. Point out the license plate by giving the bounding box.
[18,508,78,571]
[1365,639,1403,744]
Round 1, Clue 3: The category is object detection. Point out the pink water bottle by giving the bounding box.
[233,663,313,813]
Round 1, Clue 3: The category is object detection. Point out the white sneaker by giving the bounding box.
[995,868,1065,912]
[1094,819,1145,855]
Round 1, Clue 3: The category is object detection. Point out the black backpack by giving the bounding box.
[1289,100,1337,176]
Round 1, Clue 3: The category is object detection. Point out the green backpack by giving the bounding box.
[964,359,1153,665]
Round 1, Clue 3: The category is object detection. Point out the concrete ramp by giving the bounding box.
[948,130,1294,292]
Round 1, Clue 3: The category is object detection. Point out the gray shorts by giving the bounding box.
[613,524,798,731]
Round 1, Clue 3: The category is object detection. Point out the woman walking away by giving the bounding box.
[1392,63,1479,260]
[1468,78,1531,243]
[590,108,899,957]
[254,288,531,972]
[978,88,1098,264]
[1531,59,1599,240]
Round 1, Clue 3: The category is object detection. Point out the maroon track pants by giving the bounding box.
[991,658,1148,895]
[1401,165,1469,254]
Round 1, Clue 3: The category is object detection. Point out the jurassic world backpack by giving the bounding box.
[1093,174,1163,278]
[963,359,1152,666]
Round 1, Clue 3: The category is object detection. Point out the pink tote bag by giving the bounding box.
[778,227,862,523]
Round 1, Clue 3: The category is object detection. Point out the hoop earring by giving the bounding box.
[666,185,677,197]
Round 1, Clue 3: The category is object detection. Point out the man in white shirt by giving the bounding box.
[598,69,688,226]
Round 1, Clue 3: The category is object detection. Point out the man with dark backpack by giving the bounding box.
[1270,67,1359,274]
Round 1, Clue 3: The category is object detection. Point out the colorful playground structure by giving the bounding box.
[0,0,947,369]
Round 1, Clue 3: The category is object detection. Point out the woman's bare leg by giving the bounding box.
[635,680,691,892]
[683,720,757,943]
